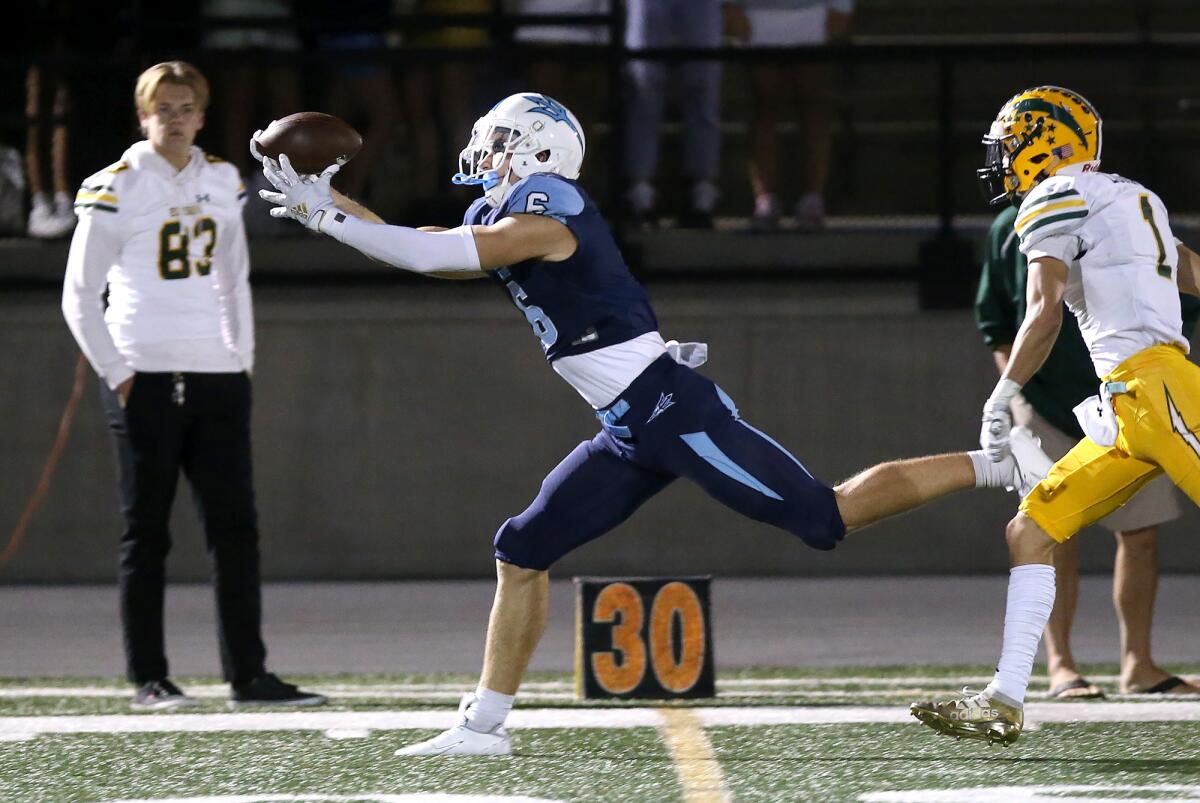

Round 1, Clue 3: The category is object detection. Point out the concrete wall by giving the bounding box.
[5,280,1199,582]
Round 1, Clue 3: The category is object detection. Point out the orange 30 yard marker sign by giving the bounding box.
[574,576,715,699]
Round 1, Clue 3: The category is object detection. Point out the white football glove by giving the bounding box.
[980,377,1022,461]
[248,125,275,165]
[259,154,339,232]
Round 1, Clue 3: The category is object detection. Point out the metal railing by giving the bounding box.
[17,10,1200,284]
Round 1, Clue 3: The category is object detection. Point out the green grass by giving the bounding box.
[3,664,1198,717]
[0,729,677,803]
[713,723,1200,802]
[4,722,1200,803]
[2,667,1199,802]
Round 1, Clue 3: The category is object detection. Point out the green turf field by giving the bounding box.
[2,665,1198,803]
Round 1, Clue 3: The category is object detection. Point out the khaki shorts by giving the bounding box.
[1012,386,1182,536]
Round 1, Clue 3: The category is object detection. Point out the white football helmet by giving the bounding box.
[452,93,586,208]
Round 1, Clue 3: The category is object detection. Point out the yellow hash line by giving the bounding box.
[658,707,731,803]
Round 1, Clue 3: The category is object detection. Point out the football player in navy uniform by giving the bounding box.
[256,93,1049,755]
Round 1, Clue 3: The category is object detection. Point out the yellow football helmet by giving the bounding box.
[978,86,1102,205]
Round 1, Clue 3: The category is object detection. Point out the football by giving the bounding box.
[253,112,362,175]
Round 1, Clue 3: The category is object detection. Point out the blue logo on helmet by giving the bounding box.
[524,94,583,147]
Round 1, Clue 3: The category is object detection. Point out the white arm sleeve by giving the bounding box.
[325,214,482,274]
[61,215,134,389]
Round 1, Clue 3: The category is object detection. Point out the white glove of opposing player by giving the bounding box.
[259,154,339,232]
[980,377,1022,461]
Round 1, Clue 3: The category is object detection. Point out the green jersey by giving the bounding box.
[975,206,1200,439]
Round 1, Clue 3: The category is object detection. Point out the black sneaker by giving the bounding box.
[132,679,197,711]
[229,673,327,708]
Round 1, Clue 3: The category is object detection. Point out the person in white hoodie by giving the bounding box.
[61,60,324,712]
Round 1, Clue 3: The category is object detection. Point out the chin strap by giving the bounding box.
[452,168,513,208]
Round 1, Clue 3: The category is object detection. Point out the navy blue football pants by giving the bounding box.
[494,356,845,570]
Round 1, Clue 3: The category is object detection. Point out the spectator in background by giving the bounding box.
[26,0,77,239]
[201,0,303,237]
[202,0,302,179]
[624,0,728,229]
[976,206,1200,697]
[401,0,492,224]
[309,0,399,201]
[737,0,852,231]
[508,0,610,127]
[61,61,326,710]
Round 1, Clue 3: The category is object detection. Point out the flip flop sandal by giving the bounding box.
[1139,676,1198,695]
[1049,678,1106,699]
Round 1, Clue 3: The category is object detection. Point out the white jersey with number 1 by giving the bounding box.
[1016,169,1186,377]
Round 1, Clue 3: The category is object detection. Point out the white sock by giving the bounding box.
[985,564,1056,706]
[692,179,718,212]
[969,450,1013,488]
[464,685,514,733]
[628,181,655,214]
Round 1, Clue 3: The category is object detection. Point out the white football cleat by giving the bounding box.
[395,693,512,757]
[394,722,511,756]
[1007,425,1054,498]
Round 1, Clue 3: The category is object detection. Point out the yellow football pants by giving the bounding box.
[1020,344,1200,542]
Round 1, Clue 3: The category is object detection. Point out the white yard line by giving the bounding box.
[719,677,1004,687]
[862,784,1200,803]
[0,701,1196,741]
[0,684,562,698]
[696,703,1200,725]
[0,675,1148,699]
[0,687,935,701]
[0,689,1177,703]
[0,709,660,738]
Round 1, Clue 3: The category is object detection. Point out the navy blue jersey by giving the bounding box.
[463,174,658,361]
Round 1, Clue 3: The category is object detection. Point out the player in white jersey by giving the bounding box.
[61,61,324,711]
[1018,172,1187,373]
[913,86,1200,745]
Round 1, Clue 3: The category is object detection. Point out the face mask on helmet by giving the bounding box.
[453,123,528,207]
[977,121,1047,207]
[977,135,1016,206]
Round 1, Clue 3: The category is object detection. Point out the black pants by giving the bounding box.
[101,371,266,686]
